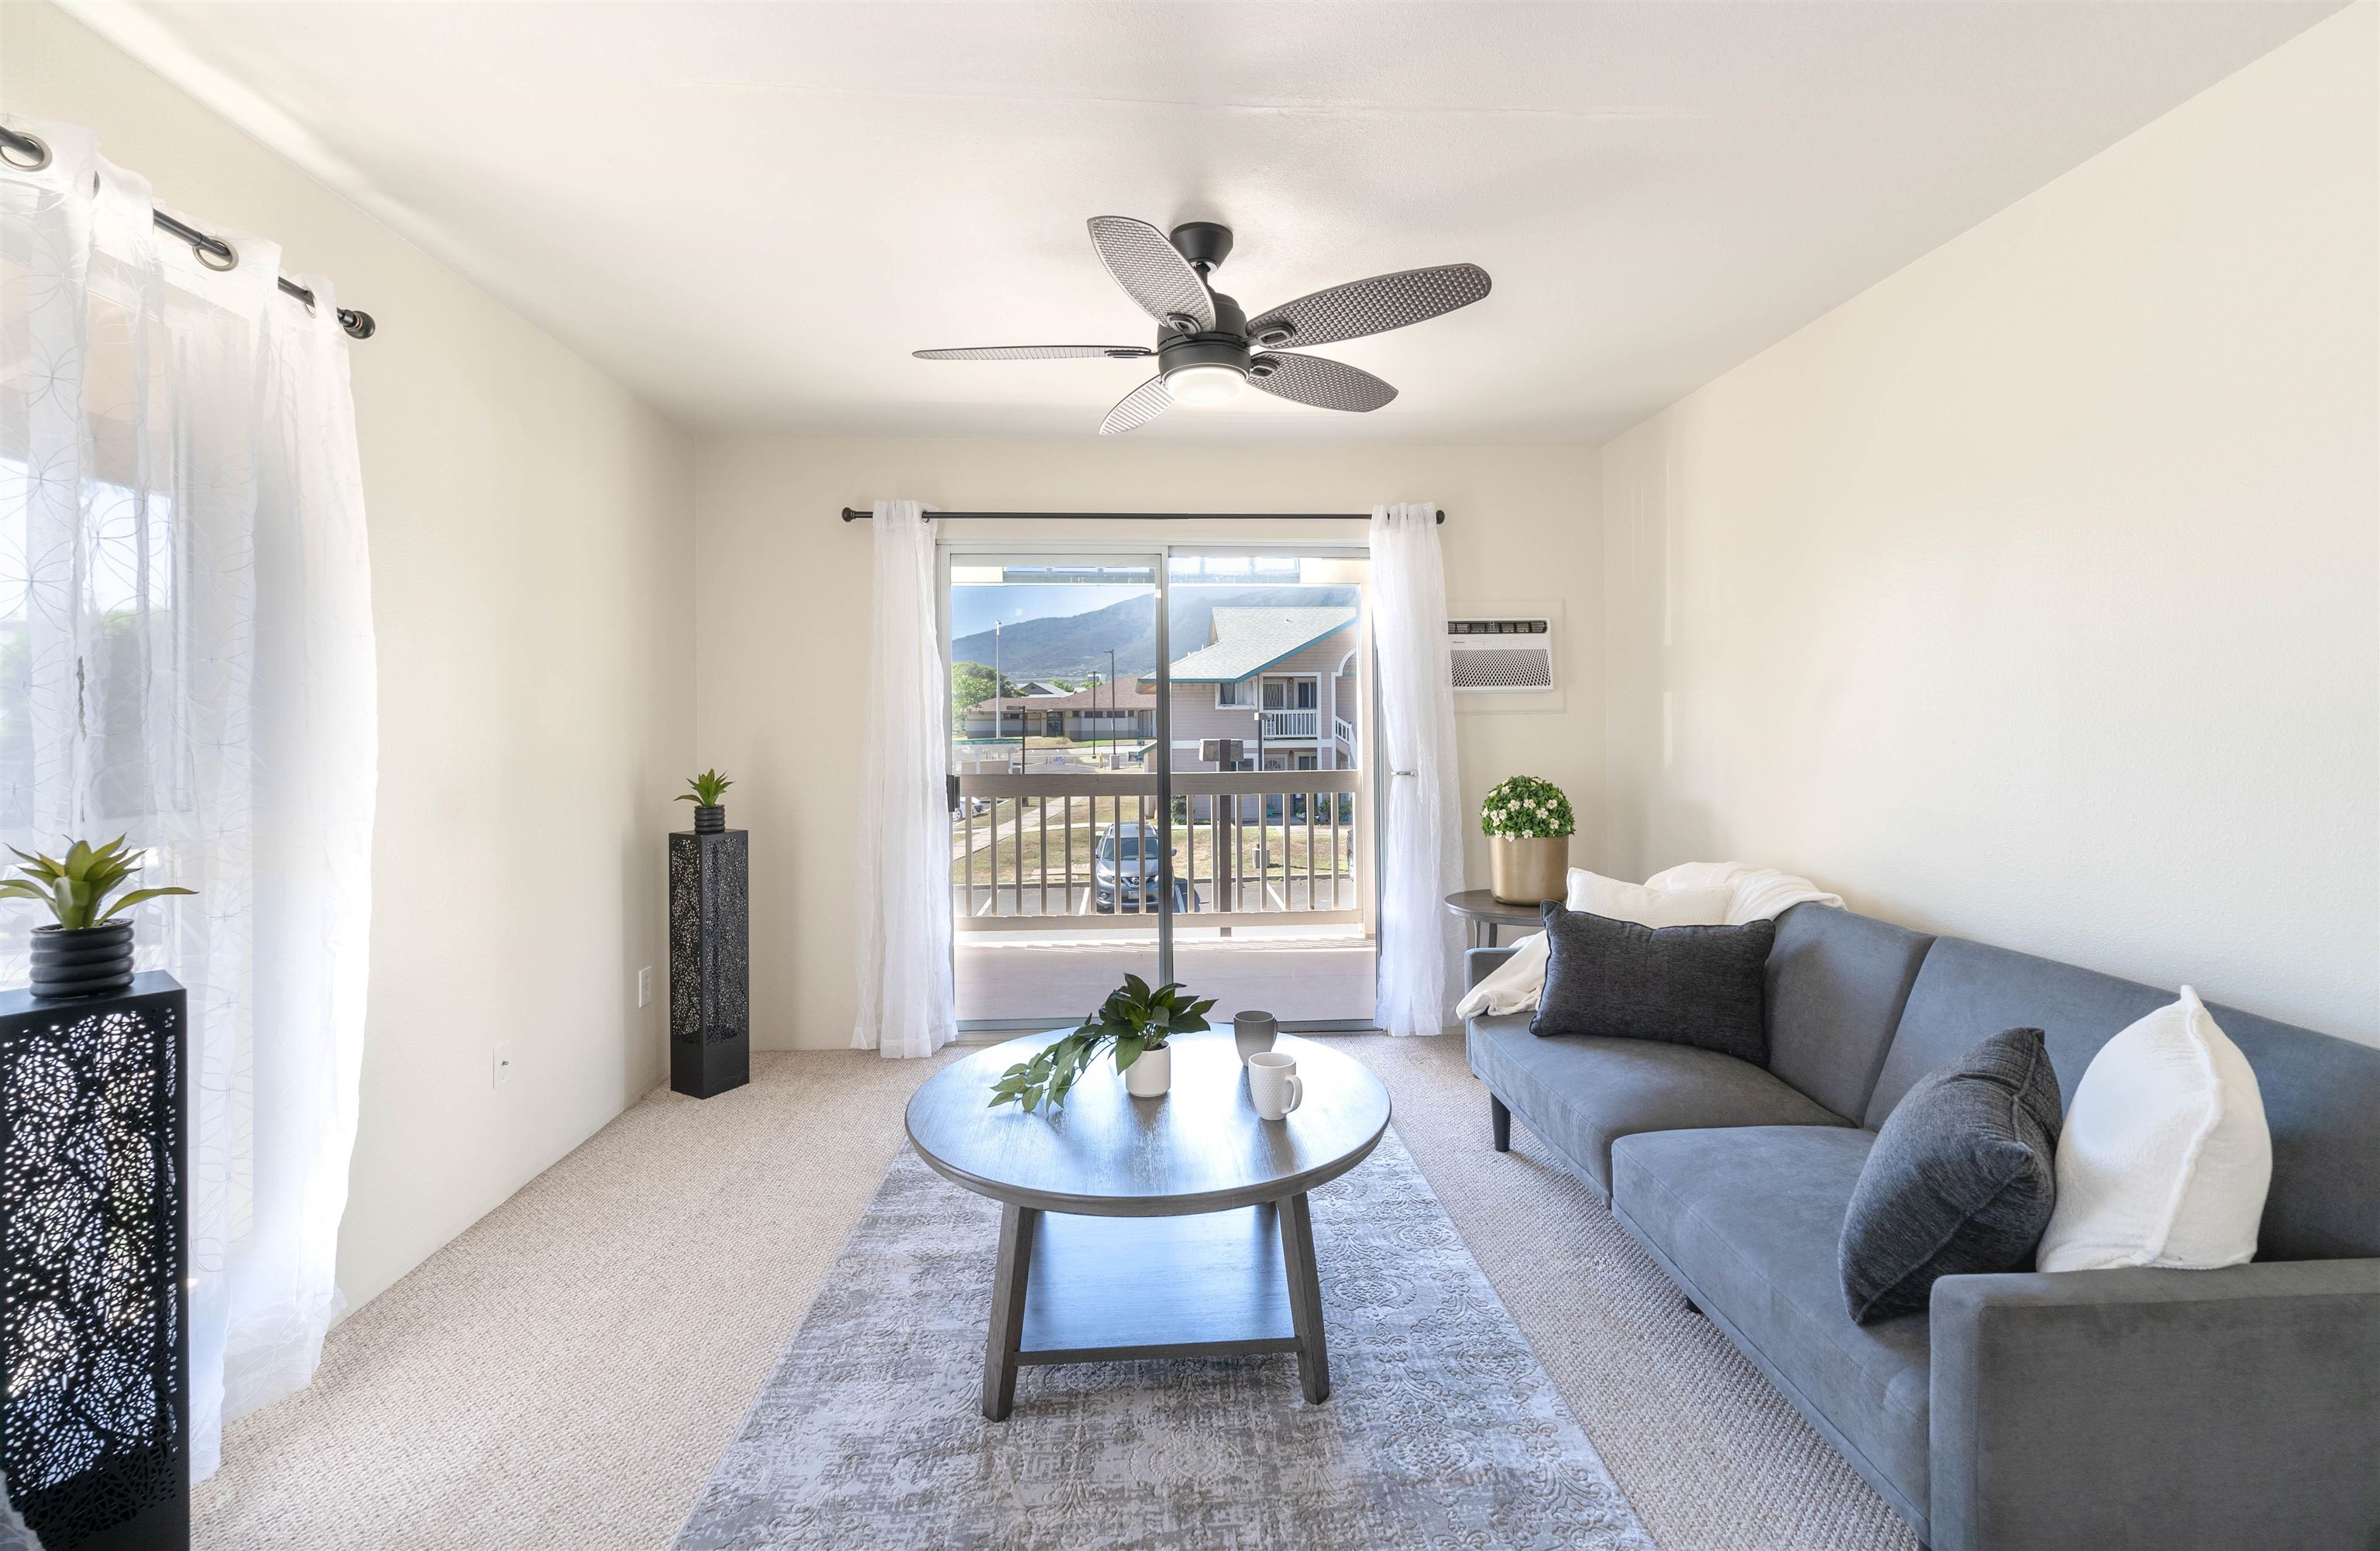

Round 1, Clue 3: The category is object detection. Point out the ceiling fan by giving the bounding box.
[913,218,1491,435]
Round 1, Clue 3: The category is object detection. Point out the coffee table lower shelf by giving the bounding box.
[982,1196,1330,1419]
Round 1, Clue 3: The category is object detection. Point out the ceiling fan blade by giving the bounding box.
[1099,376,1174,435]
[913,345,1154,360]
[1248,352,1397,413]
[1087,217,1215,332]
[1247,263,1491,349]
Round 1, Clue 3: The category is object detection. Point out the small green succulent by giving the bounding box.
[676,769,733,807]
[0,836,196,930]
[989,974,1217,1111]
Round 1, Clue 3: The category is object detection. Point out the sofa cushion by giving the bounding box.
[1611,1126,1932,1533]
[1530,907,1776,1062]
[1839,1028,2062,1322]
[1467,1014,1847,1199]
[1765,903,1935,1123]
[1869,934,2380,1261]
[2037,989,2271,1273]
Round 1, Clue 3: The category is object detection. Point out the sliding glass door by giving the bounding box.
[944,543,1374,1030]
[947,552,1164,1024]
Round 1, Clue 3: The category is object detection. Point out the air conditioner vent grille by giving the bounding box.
[1450,648,1553,690]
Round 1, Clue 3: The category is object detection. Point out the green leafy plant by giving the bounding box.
[989,974,1217,1111]
[1481,774,1576,841]
[0,836,195,930]
[950,662,1022,718]
[676,769,733,807]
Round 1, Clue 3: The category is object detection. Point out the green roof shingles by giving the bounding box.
[1161,607,1357,683]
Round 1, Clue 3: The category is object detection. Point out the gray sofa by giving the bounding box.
[1465,903,2380,1551]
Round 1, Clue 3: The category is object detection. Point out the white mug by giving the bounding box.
[1247,1051,1303,1121]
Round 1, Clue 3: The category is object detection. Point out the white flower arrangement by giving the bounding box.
[1480,775,1575,841]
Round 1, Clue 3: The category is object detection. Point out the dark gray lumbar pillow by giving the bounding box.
[1839,1026,2063,1324]
[1528,904,1775,1064]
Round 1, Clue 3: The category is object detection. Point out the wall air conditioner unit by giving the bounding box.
[1447,617,1554,693]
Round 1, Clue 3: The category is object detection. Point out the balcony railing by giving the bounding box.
[1333,715,1355,746]
[951,769,1365,931]
[1258,709,1318,738]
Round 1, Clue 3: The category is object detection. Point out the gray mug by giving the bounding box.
[1233,1010,1278,1064]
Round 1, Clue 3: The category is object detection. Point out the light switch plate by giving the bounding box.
[492,1041,514,1088]
[637,966,653,1008]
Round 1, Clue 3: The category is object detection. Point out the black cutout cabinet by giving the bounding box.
[668,829,749,1099]
[0,972,188,1550]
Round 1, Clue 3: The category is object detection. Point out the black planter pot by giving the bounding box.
[693,805,725,836]
[29,920,136,999]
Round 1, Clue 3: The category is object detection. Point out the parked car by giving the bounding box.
[1091,822,1191,913]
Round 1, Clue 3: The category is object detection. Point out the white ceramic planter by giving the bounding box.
[1123,1042,1171,1098]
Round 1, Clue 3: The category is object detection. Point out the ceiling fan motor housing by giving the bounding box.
[1157,291,1253,383]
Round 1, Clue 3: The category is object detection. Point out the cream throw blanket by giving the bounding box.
[1453,863,1846,1020]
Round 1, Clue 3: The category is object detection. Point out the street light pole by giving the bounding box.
[1107,648,1118,773]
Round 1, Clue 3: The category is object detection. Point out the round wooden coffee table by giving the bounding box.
[906,1029,1391,1419]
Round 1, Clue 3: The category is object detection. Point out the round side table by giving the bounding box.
[1443,888,1552,948]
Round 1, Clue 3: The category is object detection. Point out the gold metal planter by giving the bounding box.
[1488,835,1570,904]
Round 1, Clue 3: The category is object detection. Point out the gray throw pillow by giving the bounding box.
[1528,904,1775,1064]
[1838,1026,2062,1324]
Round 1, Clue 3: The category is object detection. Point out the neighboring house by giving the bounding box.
[958,607,1359,775]
[1143,607,1359,773]
[959,681,1157,740]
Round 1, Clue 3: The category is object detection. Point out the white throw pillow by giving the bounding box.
[1565,869,1734,928]
[2035,987,2272,1273]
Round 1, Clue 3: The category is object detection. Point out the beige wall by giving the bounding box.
[695,437,1600,1048]
[1601,6,2378,1043]
[4,5,699,1305]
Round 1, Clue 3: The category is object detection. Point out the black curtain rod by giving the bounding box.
[0,124,377,341]
[840,507,1444,525]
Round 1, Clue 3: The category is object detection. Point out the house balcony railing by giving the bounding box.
[1333,715,1355,747]
[950,769,1366,931]
[1257,709,1318,738]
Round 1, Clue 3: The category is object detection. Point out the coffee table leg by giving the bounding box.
[982,1202,1040,1420]
[1277,1192,1329,1403]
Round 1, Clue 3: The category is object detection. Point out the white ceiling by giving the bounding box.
[66,0,2340,444]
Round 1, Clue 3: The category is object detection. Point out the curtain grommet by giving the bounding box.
[0,130,50,172]
[194,238,238,273]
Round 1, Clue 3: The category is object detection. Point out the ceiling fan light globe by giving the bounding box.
[1164,363,1245,406]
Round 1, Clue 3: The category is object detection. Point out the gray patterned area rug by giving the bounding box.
[674,1130,1654,1551]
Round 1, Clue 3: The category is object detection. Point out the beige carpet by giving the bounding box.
[194,1037,1919,1551]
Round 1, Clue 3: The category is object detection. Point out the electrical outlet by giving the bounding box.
[491,1041,514,1088]
[637,966,653,1008]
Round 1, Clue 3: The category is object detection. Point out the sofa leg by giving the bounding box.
[1491,1095,1511,1153]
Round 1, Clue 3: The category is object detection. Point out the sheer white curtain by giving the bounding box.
[1371,502,1463,1036]
[851,499,956,1058]
[1,118,378,1480]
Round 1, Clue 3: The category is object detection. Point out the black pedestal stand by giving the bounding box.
[669,830,749,1098]
[0,972,188,1550]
